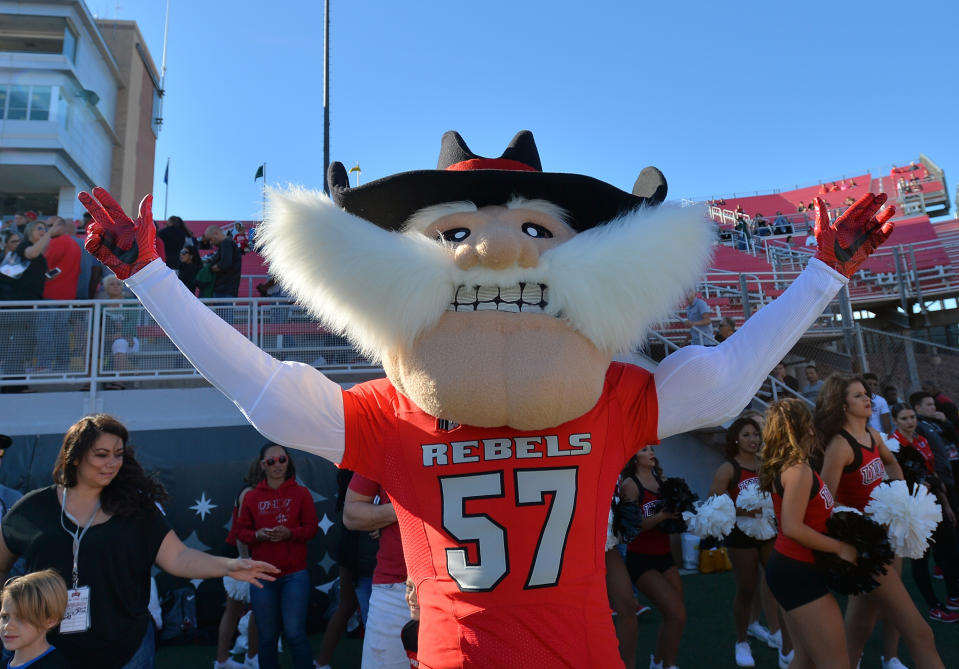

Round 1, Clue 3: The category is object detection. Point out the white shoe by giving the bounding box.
[213,661,246,669]
[649,655,664,669]
[778,649,794,669]
[735,641,755,667]
[766,628,782,650]
[881,657,909,669]
[244,656,259,669]
[746,621,769,644]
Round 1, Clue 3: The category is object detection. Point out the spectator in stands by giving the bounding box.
[177,245,202,295]
[714,316,736,343]
[796,201,806,213]
[754,213,771,237]
[772,212,791,236]
[921,380,959,432]
[882,385,901,410]
[682,290,713,346]
[862,372,892,434]
[758,362,799,402]
[911,391,959,508]
[35,217,81,371]
[844,196,856,207]
[344,473,410,669]
[12,214,27,233]
[230,222,250,254]
[204,226,243,298]
[804,229,818,248]
[101,275,141,382]
[802,365,824,403]
[6,221,50,300]
[158,215,193,270]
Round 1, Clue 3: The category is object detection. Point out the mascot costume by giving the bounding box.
[79,130,894,669]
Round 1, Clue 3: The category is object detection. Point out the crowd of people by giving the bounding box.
[0,212,248,387]
[1,363,957,668]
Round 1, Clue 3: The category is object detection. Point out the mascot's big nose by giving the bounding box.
[453,223,540,270]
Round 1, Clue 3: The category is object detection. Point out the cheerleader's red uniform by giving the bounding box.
[765,468,834,611]
[833,428,885,511]
[625,474,675,580]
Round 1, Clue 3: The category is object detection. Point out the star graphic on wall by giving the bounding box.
[317,513,334,535]
[189,492,218,521]
[318,552,336,575]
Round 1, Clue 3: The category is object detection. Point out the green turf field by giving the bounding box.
[157,569,959,668]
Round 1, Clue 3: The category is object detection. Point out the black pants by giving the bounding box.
[911,518,959,608]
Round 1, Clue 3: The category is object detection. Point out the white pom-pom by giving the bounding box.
[686,494,736,540]
[865,481,942,559]
[735,486,777,540]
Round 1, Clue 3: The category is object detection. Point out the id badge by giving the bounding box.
[60,586,91,634]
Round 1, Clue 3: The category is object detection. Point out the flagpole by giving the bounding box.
[261,162,266,222]
[164,157,170,220]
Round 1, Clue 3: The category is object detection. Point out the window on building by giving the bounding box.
[0,84,53,120]
[29,86,50,120]
[0,14,71,55]
[6,85,29,119]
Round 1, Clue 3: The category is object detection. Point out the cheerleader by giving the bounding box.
[888,403,959,622]
[759,399,855,669]
[816,375,944,669]
[709,416,790,667]
[621,446,685,669]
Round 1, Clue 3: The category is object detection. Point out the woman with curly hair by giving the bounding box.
[620,445,685,669]
[0,414,277,669]
[760,399,856,668]
[709,416,789,667]
[816,375,943,669]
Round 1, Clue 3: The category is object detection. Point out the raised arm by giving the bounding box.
[80,188,346,461]
[655,193,895,439]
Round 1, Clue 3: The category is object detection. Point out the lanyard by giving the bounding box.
[59,488,101,589]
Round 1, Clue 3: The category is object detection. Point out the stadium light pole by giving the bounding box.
[323,0,331,195]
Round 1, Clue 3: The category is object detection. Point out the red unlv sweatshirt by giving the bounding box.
[235,478,319,575]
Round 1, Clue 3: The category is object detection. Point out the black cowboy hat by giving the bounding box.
[327,130,667,232]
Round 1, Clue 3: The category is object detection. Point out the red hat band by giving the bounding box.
[446,158,539,172]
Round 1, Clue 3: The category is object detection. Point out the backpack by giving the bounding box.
[159,585,198,644]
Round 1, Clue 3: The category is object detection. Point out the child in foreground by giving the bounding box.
[1,569,70,668]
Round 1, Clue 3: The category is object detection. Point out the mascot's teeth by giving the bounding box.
[449,283,549,314]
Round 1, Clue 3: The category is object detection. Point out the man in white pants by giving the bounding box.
[344,472,410,669]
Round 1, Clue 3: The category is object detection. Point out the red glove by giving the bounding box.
[813,193,895,278]
[79,187,158,280]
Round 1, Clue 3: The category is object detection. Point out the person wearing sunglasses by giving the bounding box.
[234,444,318,669]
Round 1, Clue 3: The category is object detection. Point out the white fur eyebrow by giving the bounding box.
[402,201,478,234]
[505,196,570,225]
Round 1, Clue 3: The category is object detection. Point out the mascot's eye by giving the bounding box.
[522,222,553,239]
[438,227,470,242]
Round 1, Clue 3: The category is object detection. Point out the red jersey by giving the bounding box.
[349,473,407,584]
[340,362,658,669]
[771,469,833,563]
[727,460,759,504]
[42,235,81,300]
[835,429,885,511]
[235,478,319,575]
[890,430,935,476]
[625,476,670,556]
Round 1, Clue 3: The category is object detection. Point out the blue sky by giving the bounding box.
[92,0,959,220]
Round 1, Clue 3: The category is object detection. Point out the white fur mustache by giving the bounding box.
[257,186,714,361]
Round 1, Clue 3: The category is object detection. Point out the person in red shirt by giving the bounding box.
[41,217,81,301]
[889,404,959,623]
[235,444,318,669]
[709,416,788,667]
[760,399,854,669]
[620,446,684,669]
[816,376,943,669]
[344,473,410,669]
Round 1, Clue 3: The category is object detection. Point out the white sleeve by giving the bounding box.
[654,258,846,439]
[125,259,345,461]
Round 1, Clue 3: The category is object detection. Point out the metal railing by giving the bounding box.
[0,297,381,401]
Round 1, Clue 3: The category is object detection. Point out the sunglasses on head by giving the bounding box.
[264,455,288,466]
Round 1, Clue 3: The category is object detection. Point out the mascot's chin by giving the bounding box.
[257,184,713,427]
